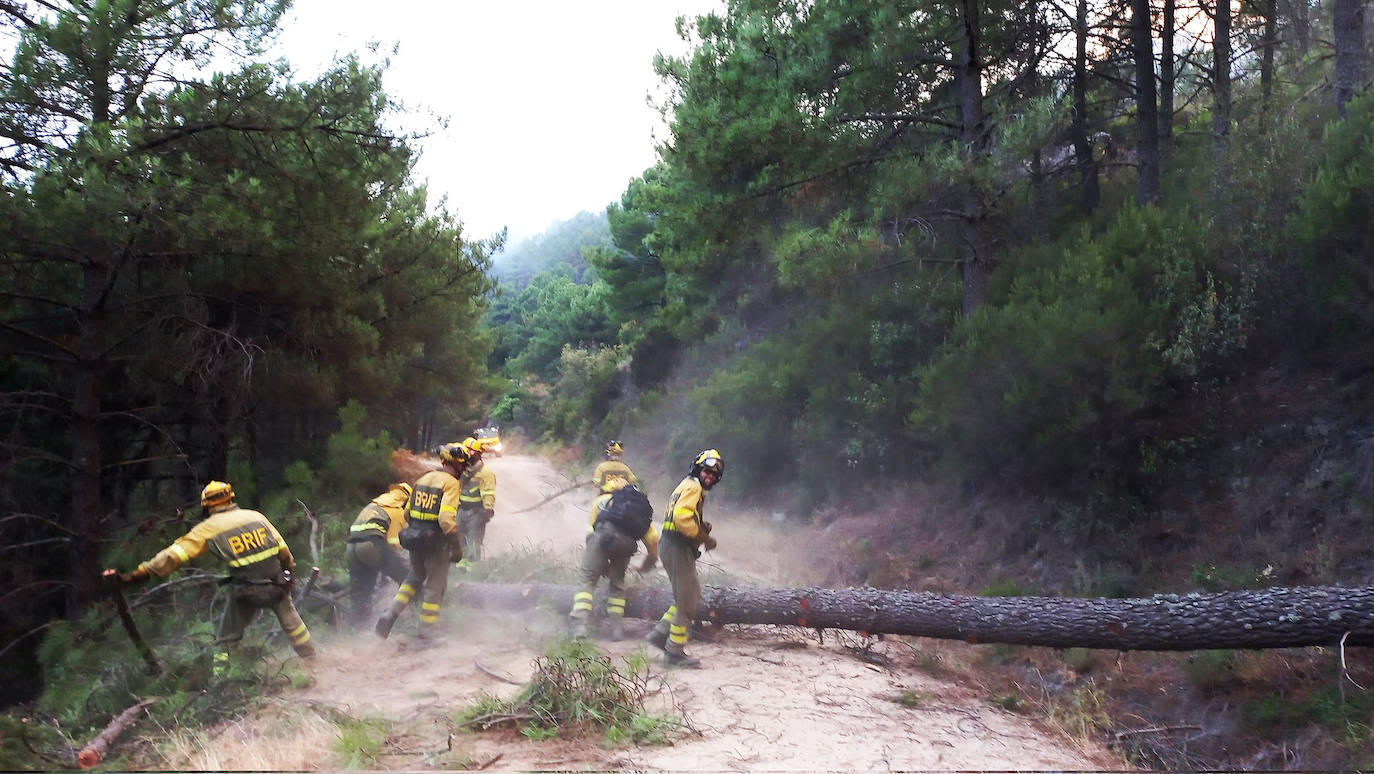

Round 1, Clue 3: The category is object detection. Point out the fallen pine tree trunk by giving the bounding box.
[452,582,1374,650]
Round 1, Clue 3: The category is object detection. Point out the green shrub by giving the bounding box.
[456,639,683,746]
[891,689,925,707]
[1291,89,1374,351]
[334,717,388,769]
[915,205,1250,496]
[319,400,395,504]
[1183,650,1235,693]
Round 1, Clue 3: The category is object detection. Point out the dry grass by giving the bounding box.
[151,698,341,770]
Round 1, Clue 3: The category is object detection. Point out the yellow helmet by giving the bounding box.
[392,482,413,499]
[200,480,235,508]
[461,437,484,457]
[438,442,472,467]
[690,449,724,481]
[605,440,624,458]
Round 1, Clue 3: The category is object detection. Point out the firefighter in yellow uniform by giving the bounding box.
[455,438,496,569]
[569,478,659,641]
[645,449,723,668]
[109,481,314,677]
[591,440,638,492]
[375,442,472,642]
[346,482,413,630]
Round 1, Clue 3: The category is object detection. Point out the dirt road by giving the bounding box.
[160,454,1118,771]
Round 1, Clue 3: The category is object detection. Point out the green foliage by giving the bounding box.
[1183,650,1236,694]
[25,590,289,749]
[333,717,389,769]
[457,639,683,746]
[979,579,1027,597]
[319,401,396,504]
[990,692,1023,712]
[1190,563,1277,591]
[890,689,926,707]
[915,206,1250,495]
[543,345,627,441]
[1290,89,1374,352]
[1062,647,1097,674]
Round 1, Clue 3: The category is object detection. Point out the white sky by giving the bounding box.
[275,0,723,244]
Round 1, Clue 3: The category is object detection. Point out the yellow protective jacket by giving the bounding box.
[350,485,410,548]
[661,476,708,545]
[588,492,660,560]
[138,505,294,580]
[408,468,462,535]
[592,460,638,493]
[459,465,496,511]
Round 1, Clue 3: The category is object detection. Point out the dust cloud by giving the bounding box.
[155,453,1116,772]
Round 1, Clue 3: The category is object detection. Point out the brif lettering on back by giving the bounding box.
[412,488,441,513]
[227,526,270,555]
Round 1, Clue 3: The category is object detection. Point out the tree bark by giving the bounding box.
[69,254,109,615]
[1130,0,1161,204]
[1333,0,1368,116]
[1260,0,1278,121]
[1072,0,1100,212]
[1160,0,1176,169]
[1212,0,1233,189]
[956,0,988,316]
[454,582,1374,650]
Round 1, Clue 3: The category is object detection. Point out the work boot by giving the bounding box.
[664,651,702,669]
[295,643,318,659]
[410,634,440,650]
[569,619,590,640]
[374,612,397,640]
[605,617,624,642]
[645,627,668,651]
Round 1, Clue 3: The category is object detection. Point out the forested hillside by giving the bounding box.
[493,0,1372,512]
[482,1,1374,764]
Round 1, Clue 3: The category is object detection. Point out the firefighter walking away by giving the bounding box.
[375,442,473,643]
[108,481,315,678]
[592,439,638,492]
[569,476,659,640]
[646,449,724,668]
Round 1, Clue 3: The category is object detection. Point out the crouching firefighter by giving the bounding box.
[646,449,724,668]
[374,442,473,642]
[346,482,413,630]
[569,478,659,640]
[108,481,315,678]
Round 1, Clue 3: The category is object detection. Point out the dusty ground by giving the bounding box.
[159,454,1123,772]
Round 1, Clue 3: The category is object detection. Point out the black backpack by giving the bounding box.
[598,485,654,538]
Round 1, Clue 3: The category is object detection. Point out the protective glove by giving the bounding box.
[112,566,149,584]
[702,521,713,535]
[703,535,718,552]
[449,536,464,563]
[637,555,658,574]
[482,508,495,524]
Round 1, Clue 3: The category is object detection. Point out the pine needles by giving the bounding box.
[456,639,684,745]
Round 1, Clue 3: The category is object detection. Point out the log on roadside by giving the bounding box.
[452,582,1374,651]
[76,697,157,769]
